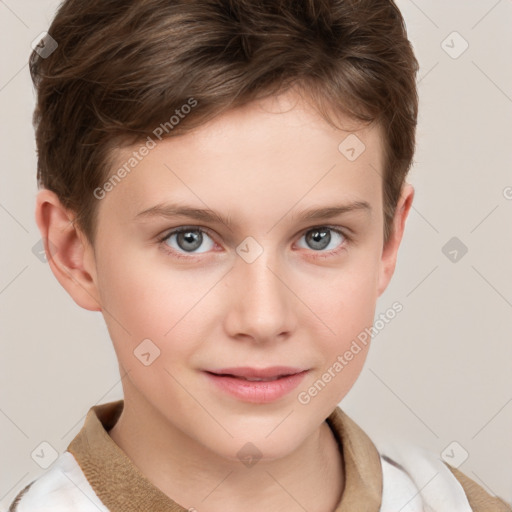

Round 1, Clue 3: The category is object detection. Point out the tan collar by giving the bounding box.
[67,400,382,511]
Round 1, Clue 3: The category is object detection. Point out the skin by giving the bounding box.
[35,88,414,512]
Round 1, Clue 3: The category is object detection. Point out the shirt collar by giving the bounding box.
[67,400,382,511]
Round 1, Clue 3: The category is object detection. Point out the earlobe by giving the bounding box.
[377,183,415,297]
[34,189,102,312]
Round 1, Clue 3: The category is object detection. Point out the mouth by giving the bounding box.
[205,366,308,379]
[203,366,309,403]
[217,375,289,382]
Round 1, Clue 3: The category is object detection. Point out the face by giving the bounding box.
[77,90,401,461]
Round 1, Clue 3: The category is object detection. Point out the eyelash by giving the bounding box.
[157,225,352,261]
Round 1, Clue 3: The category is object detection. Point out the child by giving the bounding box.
[9,0,511,510]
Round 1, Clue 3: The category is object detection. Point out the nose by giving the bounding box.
[223,247,296,343]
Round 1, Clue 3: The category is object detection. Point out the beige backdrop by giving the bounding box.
[1,0,511,508]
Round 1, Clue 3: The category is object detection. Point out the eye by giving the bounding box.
[158,225,350,260]
[296,226,347,254]
[161,227,215,255]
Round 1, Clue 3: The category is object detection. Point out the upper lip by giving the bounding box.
[205,366,308,379]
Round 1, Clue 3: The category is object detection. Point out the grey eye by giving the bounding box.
[164,229,215,253]
[298,228,344,251]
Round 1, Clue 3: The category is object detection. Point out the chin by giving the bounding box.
[206,429,304,466]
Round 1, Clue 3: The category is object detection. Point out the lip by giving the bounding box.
[205,366,307,379]
[203,367,309,403]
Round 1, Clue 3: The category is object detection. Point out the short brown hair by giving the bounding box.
[30,0,419,245]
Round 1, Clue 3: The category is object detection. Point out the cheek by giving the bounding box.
[298,276,377,406]
[300,255,380,337]
[297,255,379,390]
[98,247,190,330]
[96,251,217,365]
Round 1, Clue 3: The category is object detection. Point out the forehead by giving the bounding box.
[100,90,384,229]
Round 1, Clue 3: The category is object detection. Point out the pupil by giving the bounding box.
[308,228,330,250]
[178,230,202,251]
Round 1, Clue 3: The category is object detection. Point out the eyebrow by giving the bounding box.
[134,200,371,227]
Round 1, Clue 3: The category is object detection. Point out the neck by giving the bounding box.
[108,392,345,512]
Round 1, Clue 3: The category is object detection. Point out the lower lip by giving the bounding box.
[204,371,309,403]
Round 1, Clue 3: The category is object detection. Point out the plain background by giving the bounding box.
[1,0,511,508]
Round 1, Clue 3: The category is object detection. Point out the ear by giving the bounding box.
[377,182,414,297]
[34,189,102,311]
